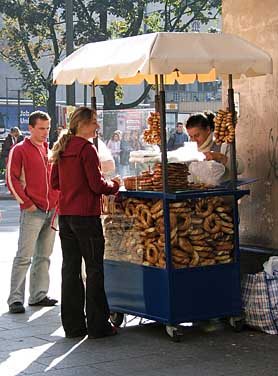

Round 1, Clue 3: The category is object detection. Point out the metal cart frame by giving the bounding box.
[105,188,249,337]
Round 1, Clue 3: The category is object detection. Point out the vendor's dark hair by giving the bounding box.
[186,111,215,131]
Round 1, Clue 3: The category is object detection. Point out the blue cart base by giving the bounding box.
[104,260,242,325]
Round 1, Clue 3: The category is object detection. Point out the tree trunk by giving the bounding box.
[101,82,117,110]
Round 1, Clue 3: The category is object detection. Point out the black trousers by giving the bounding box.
[58,215,111,337]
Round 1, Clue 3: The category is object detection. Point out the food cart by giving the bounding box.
[53,32,272,340]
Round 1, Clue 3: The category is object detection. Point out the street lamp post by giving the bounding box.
[5,77,22,129]
[65,0,75,106]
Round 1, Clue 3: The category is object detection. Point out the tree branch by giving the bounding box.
[17,19,45,83]
[116,84,152,110]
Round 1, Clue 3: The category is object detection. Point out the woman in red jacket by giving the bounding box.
[50,107,120,339]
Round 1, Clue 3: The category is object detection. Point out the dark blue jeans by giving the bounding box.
[59,215,111,337]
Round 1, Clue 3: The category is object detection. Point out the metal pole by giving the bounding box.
[91,82,97,110]
[5,78,8,129]
[65,0,75,105]
[91,82,98,150]
[155,75,160,112]
[17,90,21,128]
[159,74,168,193]
[228,74,237,189]
[84,85,87,106]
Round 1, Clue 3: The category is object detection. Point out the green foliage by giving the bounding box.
[72,0,151,45]
[144,12,163,33]
[146,0,221,32]
[0,0,221,112]
[115,85,124,103]
[0,0,64,107]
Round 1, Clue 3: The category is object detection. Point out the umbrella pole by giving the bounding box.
[90,81,98,150]
[155,75,160,112]
[159,74,168,193]
[91,81,97,111]
[228,74,237,189]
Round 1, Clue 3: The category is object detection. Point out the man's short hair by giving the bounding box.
[29,111,51,127]
[176,122,184,127]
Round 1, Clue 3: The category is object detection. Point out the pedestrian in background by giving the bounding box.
[120,132,131,176]
[129,129,142,151]
[107,131,121,174]
[1,128,17,165]
[50,107,120,339]
[13,126,24,143]
[56,125,64,138]
[6,111,58,314]
[167,122,188,151]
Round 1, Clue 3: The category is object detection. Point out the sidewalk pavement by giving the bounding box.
[0,178,13,200]
[1,201,278,375]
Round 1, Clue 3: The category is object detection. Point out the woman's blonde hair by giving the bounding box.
[50,107,95,164]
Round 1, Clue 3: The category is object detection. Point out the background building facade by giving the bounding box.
[223,0,278,248]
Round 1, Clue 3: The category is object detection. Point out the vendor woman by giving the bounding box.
[185,111,244,179]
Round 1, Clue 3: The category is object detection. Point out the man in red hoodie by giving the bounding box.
[6,111,59,314]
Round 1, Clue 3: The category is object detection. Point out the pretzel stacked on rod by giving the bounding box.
[214,109,236,145]
[103,196,235,268]
[143,111,161,144]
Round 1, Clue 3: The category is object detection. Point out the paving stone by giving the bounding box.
[22,365,116,376]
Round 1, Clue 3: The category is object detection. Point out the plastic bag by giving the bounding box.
[242,271,278,334]
[97,139,115,175]
[188,160,225,186]
[167,142,205,163]
[98,138,113,162]
[263,256,278,277]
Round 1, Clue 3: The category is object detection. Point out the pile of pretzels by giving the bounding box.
[123,164,189,192]
[214,109,236,145]
[143,111,161,145]
[103,196,234,268]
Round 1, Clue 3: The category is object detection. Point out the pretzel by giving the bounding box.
[145,243,159,264]
[195,199,214,218]
[189,250,199,267]
[178,213,192,231]
[214,109,236,145]
[203,214,222,234]
[137,207,153,228]
[151,199,163,214]
[178,237,194,252]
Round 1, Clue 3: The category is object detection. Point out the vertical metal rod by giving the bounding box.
[84,85,87,106]
[155,75,160,112]
[159,74,168,193]
[17,90,20,128]
[158,76,174,297]
[91,82,97,111]
[5,77,8,129]
[91,82,98,150]
[65,0,75,105]
[228,74,237,189]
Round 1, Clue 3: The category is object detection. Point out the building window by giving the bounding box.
[191,20,201,32]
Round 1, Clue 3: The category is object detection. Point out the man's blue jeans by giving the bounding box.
[7,209,56,306]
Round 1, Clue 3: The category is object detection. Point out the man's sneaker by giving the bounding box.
[29,296,58,307]
[9,302,25,314]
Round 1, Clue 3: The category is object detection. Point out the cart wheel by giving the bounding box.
[229,316,245,332]
[110,312,124,327]
[165,325,183,342]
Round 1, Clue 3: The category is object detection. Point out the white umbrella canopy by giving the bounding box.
[53,32,272,86]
